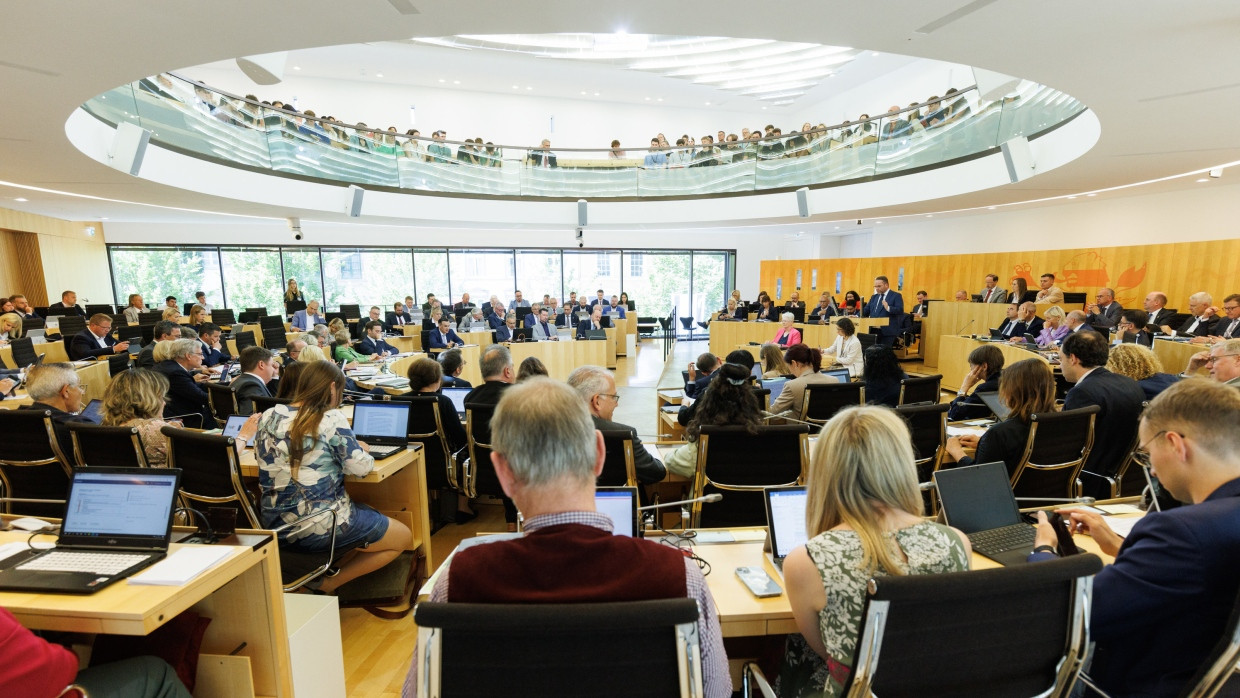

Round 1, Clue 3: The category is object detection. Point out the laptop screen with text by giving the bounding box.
[350,401,410,439]
[61,470,180,541]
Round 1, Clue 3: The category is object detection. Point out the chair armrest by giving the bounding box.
[742,662,777,698]
[272,502,342,592]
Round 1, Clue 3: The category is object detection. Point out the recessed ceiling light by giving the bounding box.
[292,66,301,71]
[525,86,532,90]
[594,92,600,96]
[438,78,446,83]
[656,98,663,102]
[100,217,109,220]
[14,197,28,202]
[761,106,767,110]
[1196,178,1209,183]
[580,91,587,95]
[834,226,840,230]
[876,220,882,224]
[704,101,711,106]
[376,73,384,78]
[926,214,933,218]
[513,85,520,89]
[644,97,651,101]
[453,80,460,85]
[828,73,836,78]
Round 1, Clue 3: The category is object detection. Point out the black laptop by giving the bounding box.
[349,400,410,458]
[763,485,808,579]
[0,467,182,593]
[975,391,1012,420]
[934,461,1035,566]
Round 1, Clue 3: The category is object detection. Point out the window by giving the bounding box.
[109,246,223,312]
[563,251,620,305]
[448,249,515,306]
[338,252,363,281]
[220,247,283,313]
[515,250,562,304]
[321,249,412,311]
[629,253,644,277]
[414,250,449,307]
[281,249,324,307]
[623,252,689,318]
[596,252,611,277]
[692,252,728,321]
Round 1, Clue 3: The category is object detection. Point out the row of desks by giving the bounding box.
[708,317,888,357]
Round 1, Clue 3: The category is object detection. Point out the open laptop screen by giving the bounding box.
[350,401,409,439]
[78,399,104,424]
[61,469,180,541]
[761,378,789,404]
[824,368,851,383]
[440,387,470,415]
[976,392,1012,420]
[765,486,809,558]
[595,487,639,537]
[933,461,1023,533]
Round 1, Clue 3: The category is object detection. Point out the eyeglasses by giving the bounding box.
[1131,429,1169,469]
[1205,353,1240,365]
[599,393,621,403]
[75,383,88,393]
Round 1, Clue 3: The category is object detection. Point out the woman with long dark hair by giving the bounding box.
[663,363,763,478]
[862,345,907,408]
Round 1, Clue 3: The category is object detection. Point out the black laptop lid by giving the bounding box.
[78,399,104,424]
[934,461,1023,534]
[975,391,1011,420]
[764,486,809,559]
[59,467,182,549]
[595,487,640,537]
[350,401,410,443]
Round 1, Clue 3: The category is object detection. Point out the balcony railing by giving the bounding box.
[81,72,1085,200]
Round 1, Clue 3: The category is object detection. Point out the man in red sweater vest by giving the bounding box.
[401,378,731,697]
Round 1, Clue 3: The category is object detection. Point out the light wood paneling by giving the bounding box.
[761,239,1240,316]
[0,231,47,305]
[0,207,108,305]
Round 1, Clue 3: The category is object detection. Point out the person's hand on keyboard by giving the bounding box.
[357,440,370,453]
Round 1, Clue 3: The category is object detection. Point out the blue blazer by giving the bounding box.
[290,310,324,330]
[429,328,463,349]
[69,329,120,360]
[862,290,904,318]
[494,324,513,342]
[358,336,398,355]
[576,319,603,339]
[487,312,506,331]
[200,340,231,367]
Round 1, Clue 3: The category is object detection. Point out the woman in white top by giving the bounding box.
[823,317,864,378]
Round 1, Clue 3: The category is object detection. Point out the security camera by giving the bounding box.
[287,216,303,242]
[293,230,303,241]
[576,227,583,248]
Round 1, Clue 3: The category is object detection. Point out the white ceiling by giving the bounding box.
[1,0,1239,229]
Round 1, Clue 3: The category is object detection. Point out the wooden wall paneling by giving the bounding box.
[0,230,49,305]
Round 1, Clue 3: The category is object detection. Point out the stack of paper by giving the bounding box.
[128,546,234,586]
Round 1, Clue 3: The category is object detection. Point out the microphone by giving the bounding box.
[956,318,976,336]
[164,413,206,430]
[762,411,820,430]
[1014,496,1097,505]
[638,493,722,512]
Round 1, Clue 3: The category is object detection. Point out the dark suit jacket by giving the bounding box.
[486,313,506,331]
[1086,302,1123,329]
[528,151,557,168]
[863,291,905,337]
[1014,317,1045,338]
[1084,477,1240,697]
[201,340,231,367]
[576,320,603,339]
[1176,314,1216,337]
[997,317,1019,337]
[137,344,158,369]
[358,336,398,355]
[494,324,513,342]
[153,359,212,428]
[69,329,118,360]
[388,311,413,328]
[429,328,463,349]
[441,375,472,389]
[592,415,666,484]
[20,401,92,465]
[684,372,713,400]
[808,304,837,321]
[1063,368,1145,495]
[230,372,272,416]
[464,380,510,408]
[48,302,86,318]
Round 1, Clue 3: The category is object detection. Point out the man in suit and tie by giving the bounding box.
[809,293,838,324]
[609,296,627,319]
[1171,292,1217,340]
[137,321,180,369]
[47,290,87,318]
[458,307,490,332]
[997,302,1021,337]
[439,348,472,388]
[231,346,279,415]
[568,365,667,485]
[389,301,413,328]
[1116,310,1154,347]
[531,307,558,341]
[1206,294,1240,343]
[1085,287,1123,329]
[979,274,1008,304]
[153,338,213,428]
[69,314,130,360]
[1143,291,1175,332]
[453,293,475,313]
[10,294,41,320]
[494,312,515,343]
[509,291,530,310]
[1008,302,1045,341]
[1064,310,1094,337]
[366,306,387,331]
[862,275,905,346]
[358,320,398,357]
[576,306,605,339]
[523,303,543,329]
[487,302,507,331]
[684,352,718,399]
[527,139,557,168]
[589,289,610,310]
[430,317,463,350]
[197,323,231,367]
[1059,331,1146,499]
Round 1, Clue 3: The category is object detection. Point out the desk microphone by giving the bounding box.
[956,318,976,337]
[164,413,205,430]
[762,412,820,430]
[1014,496,1097,505]
[638,493,722,512]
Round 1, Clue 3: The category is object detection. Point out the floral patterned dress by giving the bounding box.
[778,522,969,697]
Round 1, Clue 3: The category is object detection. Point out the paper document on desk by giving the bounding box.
[946,426,987,437]
[0,542,33,566]
[1103,516,1142,539]
[644,444,663,463]
[128,546,233,586]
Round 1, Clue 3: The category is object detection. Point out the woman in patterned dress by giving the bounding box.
[778,406,973,696]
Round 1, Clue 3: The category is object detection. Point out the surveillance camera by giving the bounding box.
[292,230,303,241]
[575,228,583,239]
[578,241,584,248]
[857,219,863,225]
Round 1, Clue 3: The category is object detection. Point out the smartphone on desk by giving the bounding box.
[736,566,782,598]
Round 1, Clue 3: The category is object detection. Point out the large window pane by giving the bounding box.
[514,250,562,306]
[220,247,283,314]
[622,252,689,319]
[281,249,324,308]
[414,250,449,311]
[692,252,728,323]
[563,251,621,308]
[448,250,514,307]
[109,246,222,311]
[320,249,413,311]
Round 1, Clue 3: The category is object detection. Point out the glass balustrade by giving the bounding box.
[81,72,1085,199]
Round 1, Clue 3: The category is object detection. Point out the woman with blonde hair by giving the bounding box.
[760,342,791,378]
[1107,342,1179,399]
[256,360,411,594]
[1030,305,1069,347]
[100,368,181,467]
[780,406,971,696]
[0,312,23,346]
[284,278,304,304]
[161,306,181,323]
[187,304,207,331]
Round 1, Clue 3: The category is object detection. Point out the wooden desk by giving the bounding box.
[1,340,71,367]
[708,319,887,358]
[508,339,608,381]
[1,360,111,409]
[1153,338,1205,376]
[0,529,293,698]
[923,302,1071,368]
[656,389,686,441]
[938,335,1052,392]
[239,445,435,570]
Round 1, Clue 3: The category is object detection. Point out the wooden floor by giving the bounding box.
[337,336,932,696]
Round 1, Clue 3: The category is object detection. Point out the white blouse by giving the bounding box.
[824,334,863,378]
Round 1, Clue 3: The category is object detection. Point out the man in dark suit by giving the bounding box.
[358,320,398,356]
[493,313,515,343]
[47,290,86,318]
[9,294,40,320]
[1142,290,1175,332]
[576,306,604,339]
[1085,287,1123,329]
[588,289,610,310]
[1010,301,1044,340]
[487,302,507,331]
[1116,309,1153,347]
[568,365,666,484]
[531,307,558,341]
[1059,331,1146,499]
[439,348,472,388]
[1031,379,1240,698]
[684,352,718,399]
[69,314,130,360]
[365,306,388,332]
[197,323,231,367]
[862,275,905,346]
[996,302,1021,338]
[452,293,475,313]
[527,139,557,168]
[429,317,463,350]
[388,302,413,328]
[1208,293,1240,342]
[1063,310,1094,337]
[1168,291,1216,338]
[153,338,212,429]
[17,363,92,463]
[808,293,838,324]
[137,321,181,369]
[231,346,279,415]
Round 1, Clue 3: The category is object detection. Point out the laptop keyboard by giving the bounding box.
[967,524,1036,556]
[367,444,403,458]
[18,551,152,575]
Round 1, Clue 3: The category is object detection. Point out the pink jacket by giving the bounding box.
[773,327,802,346]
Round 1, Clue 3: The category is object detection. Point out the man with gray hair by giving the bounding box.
[1186,338,1240,387]
[1064,309,1094,335]
[567,365,665,484]
[1170,291,1216,339]
[464,344,516,527]
[399,378,731,697]
[153,337,212,428]
[1085,287,1122,328]
[18,363,89,460]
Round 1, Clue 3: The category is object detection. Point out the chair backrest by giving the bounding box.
[161,426,260,527]
[85,303,114,316]
[22,316,45,332]
[896,402,950,515]
[845,554,1102,697]
[598,428,637,487]
[1063,292,1088,305]
[138,310,164,325]
[234,330,256,351]
[262,326,288,350]
[260,315,286,331]
[10,337,38,368]
[1177,584,1240,698]
[401,395,458,492]
[898,373,942,406]
[465,404,498,498]
[801,382,866,429]
[338,304,361,319]
[107,353,131,376]
[751,386,771,410]
[205,382,239,427]
[57,315,86,337]
[1012,406,1100,499]
[414,599,703,698]
[110,313,128,331]
[246,307,269,316]
[857,332,878,351]
[138,323,157,345]
[692,424,809,528]
[66,422,149,468]
[211,309,237,326]
[0,410,73,516]
[250,395,291,414]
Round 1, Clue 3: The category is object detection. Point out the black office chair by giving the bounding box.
[1010,406,1100,499]
[463,403,517,523]
[161,427,259,527]
[896,402,949,514]
[211,309,237,326]
[338,304,361,320]
[250,395,291,414]
[138,310,164,325]
[233,330,257,351]
[838,554,1102,697]
[21,317,45,332]
[0,410,73,517]
[85,304,115,316]
[262,326,288,351]
[259,315,286,332]
[109,313,128,331]
[679,316,696,340]
[898,373,942,406]
[205,382,239,427]
[801,382,866,431]
[245,307,268,316]
[691,424,809,528]
[598,428,638,487]
[1077,401,1149,500]
[414,599,704,698]
[107,353,131,376]
[751,386,771,411]
[285,300,307,316]
[1063,292,1088,306]
[57,315,86,338]
[394,394,461,529]
[66,422,149,469]
[9,337,39,368]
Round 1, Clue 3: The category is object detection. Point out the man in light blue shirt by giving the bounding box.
[642,138,666,168]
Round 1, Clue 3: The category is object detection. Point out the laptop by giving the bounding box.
[440,387,470,418]
[823,368,851,383]
[761,377,789,405]
[595,487,640,537]
[934,461,1035,566]
[750,363,763,380]
[349,401,410,458]
[0,467,182,594]
[220,414,249,438]
[78,398,104,424]
[763,486,808,579]
[26,329,46,342]
[975,391,1012,420]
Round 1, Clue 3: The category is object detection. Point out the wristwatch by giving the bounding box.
[1032,545,1058,556]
